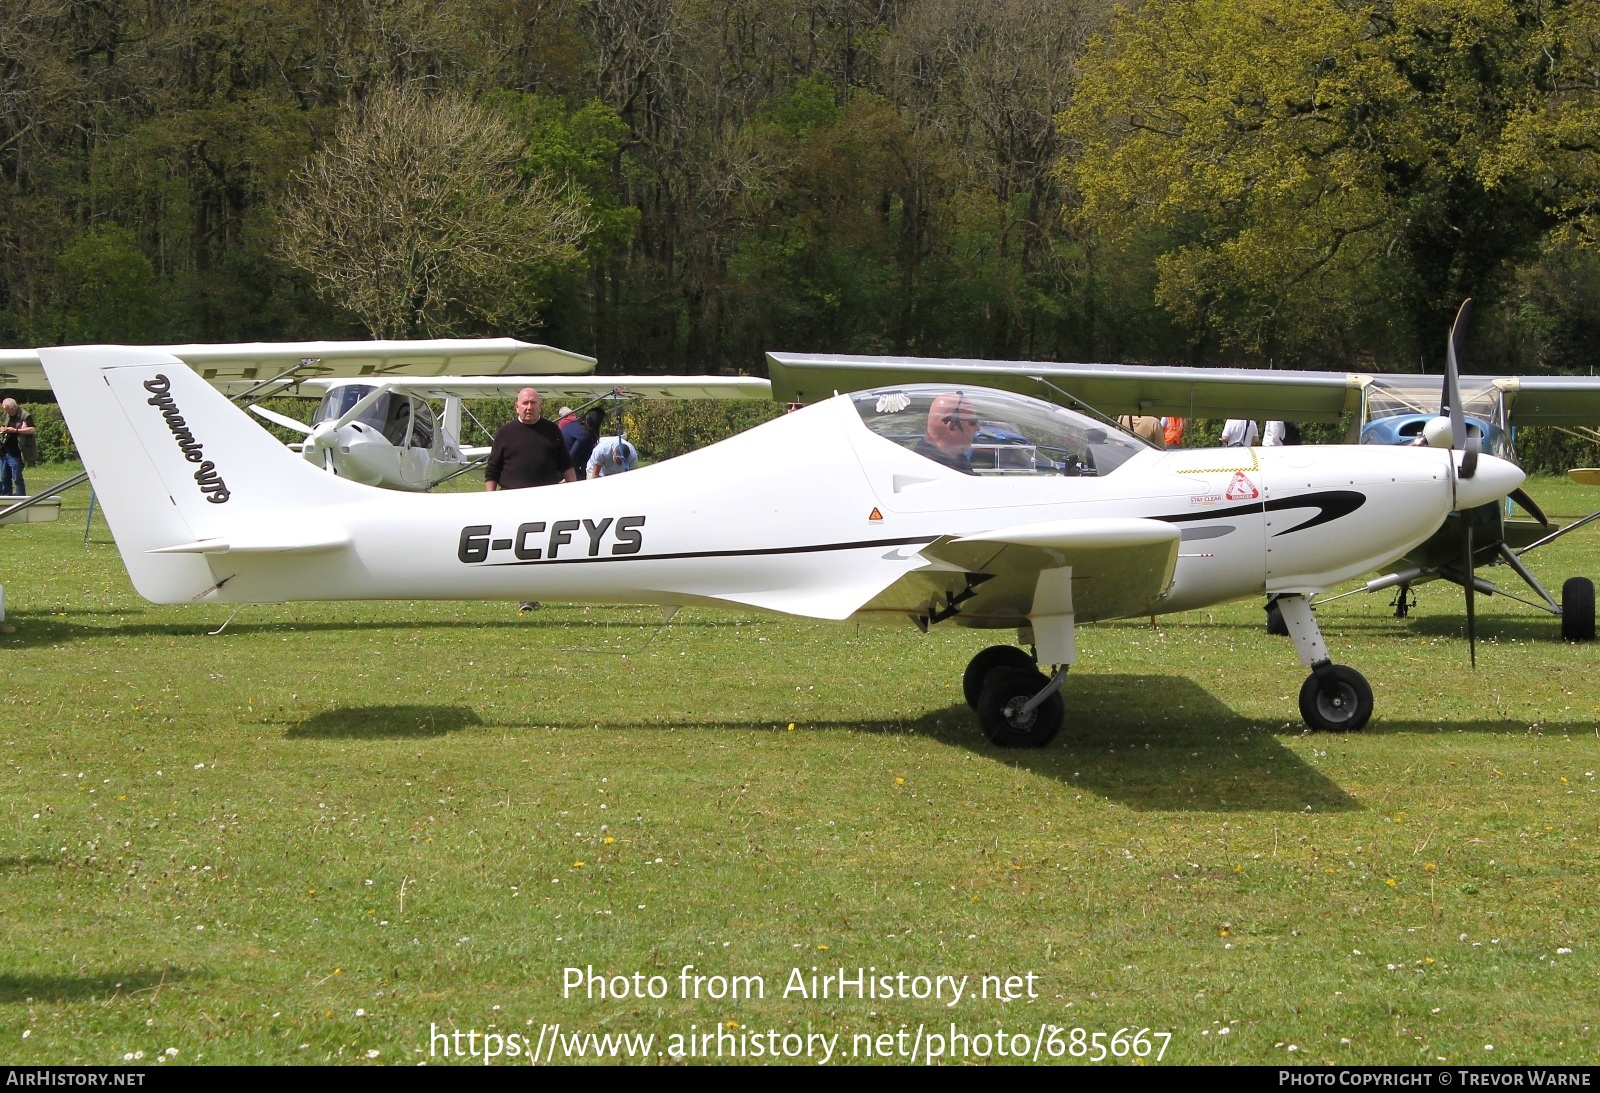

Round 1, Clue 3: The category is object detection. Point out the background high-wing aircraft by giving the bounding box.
[248,374,772,491]
[40,344,1528,742]
[766,305,1600,646]
[2,337,772,493]
[0,338,598,396]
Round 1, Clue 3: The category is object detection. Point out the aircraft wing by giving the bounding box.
[767,352,1364,422]
[0,348,48,395]
[0,339,597,396]
[1504,377,1600,426]
[293,374,773,401]
[858,517,1180,625]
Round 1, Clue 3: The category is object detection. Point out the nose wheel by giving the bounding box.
[1276,594,1375,732]
[1298,662,1373,732]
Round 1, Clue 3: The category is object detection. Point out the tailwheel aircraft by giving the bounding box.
[42,347,1526,743]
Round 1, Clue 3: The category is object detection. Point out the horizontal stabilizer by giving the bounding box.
[147,528,350,555]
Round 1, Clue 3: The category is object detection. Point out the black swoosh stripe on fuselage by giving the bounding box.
[1154,490,1366,537]
[482,535,942,567]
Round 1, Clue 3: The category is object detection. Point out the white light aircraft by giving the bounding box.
[766,302,1600,647]
[248,374,772,491]
[42,346,1526,743]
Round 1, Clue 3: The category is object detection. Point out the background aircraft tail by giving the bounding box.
[39,345,366,603]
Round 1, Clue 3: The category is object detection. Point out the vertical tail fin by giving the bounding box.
[40,346,364,602]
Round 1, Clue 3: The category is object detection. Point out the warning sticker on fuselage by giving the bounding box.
[1224,472,1260,501]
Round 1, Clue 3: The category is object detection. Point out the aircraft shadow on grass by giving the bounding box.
[0,612,717,649]
[0,969,194,1005]
[283,705,484,739]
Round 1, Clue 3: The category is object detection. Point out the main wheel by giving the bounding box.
[1561,577,1596,642]
[1265,597,1288,636]
[1298,665,1373,733]
[976,666,1063,748]
[962,645,1037,709]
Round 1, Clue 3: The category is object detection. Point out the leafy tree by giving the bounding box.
[50,225,159,342]
[276,87,592,338]
[1062,0,1559,366]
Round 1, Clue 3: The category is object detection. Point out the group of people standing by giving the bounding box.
[1118,415,1302,448]
[1221,419,1302,447]
[482,387,640,491]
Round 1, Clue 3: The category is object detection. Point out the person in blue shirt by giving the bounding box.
[586,433,638,478]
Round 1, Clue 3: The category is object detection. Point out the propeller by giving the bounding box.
[1442,299,1480,665]
[249,405,314,436]
[1509,486,1550,527]
[1443,299,1478,480]
[305,383,394,470]
[1463,513,1476,668]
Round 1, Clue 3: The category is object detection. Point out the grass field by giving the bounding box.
[1,466,1597,1065]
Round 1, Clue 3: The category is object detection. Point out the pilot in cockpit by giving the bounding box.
[914,393,980,475]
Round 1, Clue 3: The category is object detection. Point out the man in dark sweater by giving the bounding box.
[485,388,575,491]
[485,388,574,614]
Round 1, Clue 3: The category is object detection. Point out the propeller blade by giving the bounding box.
[333,384,394,431]
[1445,299,1477,479]
[1509,487,1550,527]
[1463,514,1477,669]
[249,404,314,436]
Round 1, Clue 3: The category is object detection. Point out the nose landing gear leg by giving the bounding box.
[1275,594,1374,732]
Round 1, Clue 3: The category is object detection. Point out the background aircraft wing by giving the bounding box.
[1,340,597,396]
[297,374,772,401]
[1505,377,1600,425]
[767,352,1364,421]
[0,348,47,394]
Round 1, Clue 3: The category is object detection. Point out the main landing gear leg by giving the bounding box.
[1276,594,1373,733]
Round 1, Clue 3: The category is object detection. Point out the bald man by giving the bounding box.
[484,387,576,491]
[1,397,35,496]
[913,393,979,475]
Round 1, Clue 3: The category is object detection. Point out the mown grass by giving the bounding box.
[1,467,1597,1065]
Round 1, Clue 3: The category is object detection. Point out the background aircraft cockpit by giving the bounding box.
[850,385,1146,477]
[1359,377,1508,456]
[311,384,434,449]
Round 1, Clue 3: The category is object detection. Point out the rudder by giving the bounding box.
[40,345,364,603]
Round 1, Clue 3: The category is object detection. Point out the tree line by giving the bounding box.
[3,0,1598,379]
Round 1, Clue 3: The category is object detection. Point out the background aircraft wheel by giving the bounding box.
[976,667,1063,748]
[1298,665,1373,733]
[1561,577,1596,642]
[1265,597,1288,636]
[962,645,1037,709]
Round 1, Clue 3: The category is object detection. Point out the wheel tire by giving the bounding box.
[1561,577,1596,642]
[976,667,1063,748]
[962,645,1037,709]
[1297,665,1373,733]
[1265,598,1288,636]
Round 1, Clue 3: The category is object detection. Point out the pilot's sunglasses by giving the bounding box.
[943,413,978,429]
